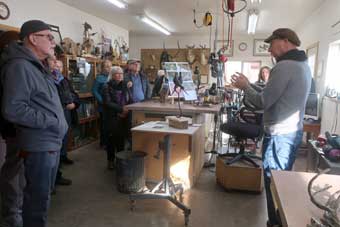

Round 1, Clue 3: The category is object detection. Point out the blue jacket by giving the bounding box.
[124,71,151,102]
[0,42,68,152]
[92,73,108,112]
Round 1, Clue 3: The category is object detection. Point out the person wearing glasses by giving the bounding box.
[0,20,68,227]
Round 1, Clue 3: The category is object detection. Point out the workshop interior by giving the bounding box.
[1,0,340,227]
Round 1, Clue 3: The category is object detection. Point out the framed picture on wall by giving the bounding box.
[216,40,234,57]
[253,39,270,56]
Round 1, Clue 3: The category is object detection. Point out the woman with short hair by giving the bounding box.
[102,66,132,169]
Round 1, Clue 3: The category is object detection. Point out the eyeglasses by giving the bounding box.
[33,34,55,42]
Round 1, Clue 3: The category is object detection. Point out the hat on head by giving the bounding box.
[127,58,141,65]
[264,28,301,47]
[19,20,51,40]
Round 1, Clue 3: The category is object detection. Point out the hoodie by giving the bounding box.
[244,49,312,134]
[0,41,68,152]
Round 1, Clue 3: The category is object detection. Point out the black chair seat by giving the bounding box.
[220,121,262,140]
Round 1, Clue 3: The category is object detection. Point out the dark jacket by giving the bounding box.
[102,80,132,133]
[0,42,68,152]
[124,71,151,101]
[55,75,80,126]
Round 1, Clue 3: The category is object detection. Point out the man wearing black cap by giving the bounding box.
[0,20,68,227]
[231,28,312,227]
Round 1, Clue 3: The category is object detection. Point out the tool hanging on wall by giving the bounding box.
[193,9,213,28]
[221,0,247,49]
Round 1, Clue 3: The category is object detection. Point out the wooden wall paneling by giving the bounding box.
[141,48,210,84]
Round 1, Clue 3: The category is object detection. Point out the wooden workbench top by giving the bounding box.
[131,121,200,136]
[271,170,340,227]
[126,100,220,114]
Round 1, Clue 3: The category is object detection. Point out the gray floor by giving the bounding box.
[46,142,307,227]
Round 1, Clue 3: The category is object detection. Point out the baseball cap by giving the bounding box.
[19,20,51,40]
[264,28,301,47]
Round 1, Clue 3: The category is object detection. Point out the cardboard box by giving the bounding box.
[216,156,263,193]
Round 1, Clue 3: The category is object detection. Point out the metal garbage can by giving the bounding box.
[115,150,147,193]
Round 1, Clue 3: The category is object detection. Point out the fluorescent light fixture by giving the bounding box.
[247,9,258,34]
[107,0,127,9]
[140,15,171,36]
[251,0,261,3]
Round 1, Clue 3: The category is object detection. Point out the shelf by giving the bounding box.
[78,92,93,98]
[79,115,98,124]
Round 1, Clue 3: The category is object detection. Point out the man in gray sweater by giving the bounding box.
[0,20,68,227]
[231,28,311,227]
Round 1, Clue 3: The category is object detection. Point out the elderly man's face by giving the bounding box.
[268,39,287,59]
[31,29,56,59]
[130,62,140,73]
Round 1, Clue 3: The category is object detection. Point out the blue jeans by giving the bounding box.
[262,130,303,225]
[22,151,59,227]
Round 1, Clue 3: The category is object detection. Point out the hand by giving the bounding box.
[127,81,133,88]
[122,106,129,115]
[66,103,76,110]
[231,72,249,90]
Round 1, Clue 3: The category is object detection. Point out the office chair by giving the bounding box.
[219,105,263,168]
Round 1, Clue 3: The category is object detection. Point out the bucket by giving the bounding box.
[115,150,147,193]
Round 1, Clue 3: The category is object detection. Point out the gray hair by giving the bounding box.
[107,66,124,81]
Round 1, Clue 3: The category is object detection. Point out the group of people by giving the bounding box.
[0,18,312,227]
[92,58,151,169]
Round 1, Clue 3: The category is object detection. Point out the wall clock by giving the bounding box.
[0,2,10,20]
[238,42,247,51]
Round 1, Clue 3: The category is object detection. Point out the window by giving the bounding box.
[325,40,340,92]
[224,61,261,85]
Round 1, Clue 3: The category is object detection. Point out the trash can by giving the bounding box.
[115,150,147,193]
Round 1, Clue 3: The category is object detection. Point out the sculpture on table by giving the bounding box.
[307,169,340,227]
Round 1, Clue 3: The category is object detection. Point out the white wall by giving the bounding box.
[297,0,340,134]
[2,0,128,47]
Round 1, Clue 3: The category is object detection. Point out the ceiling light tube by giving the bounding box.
[247,10,258,34]
[251,0,261,3]
[140,15,171,36]
[107,0,127,9]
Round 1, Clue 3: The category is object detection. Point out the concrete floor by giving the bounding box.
[46,142,306,227]
[0,141,307,227]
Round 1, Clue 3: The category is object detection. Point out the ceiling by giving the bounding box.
[57,0,325,36]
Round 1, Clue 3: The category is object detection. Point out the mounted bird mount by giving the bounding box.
[82,22,97,56]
